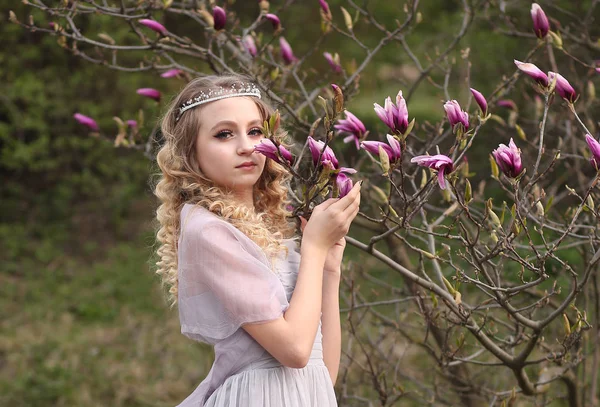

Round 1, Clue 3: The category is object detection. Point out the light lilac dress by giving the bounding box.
[176,204,338,407]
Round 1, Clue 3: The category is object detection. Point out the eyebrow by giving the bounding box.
[208,119,263,134]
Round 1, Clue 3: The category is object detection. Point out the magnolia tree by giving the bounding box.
[14,0,600,405]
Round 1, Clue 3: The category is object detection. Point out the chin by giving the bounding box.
[227,178,261,190]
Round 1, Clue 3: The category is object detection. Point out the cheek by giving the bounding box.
[196,145,225,177]
[256,153,267,170]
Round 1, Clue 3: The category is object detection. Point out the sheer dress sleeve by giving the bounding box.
[177,217,289,344]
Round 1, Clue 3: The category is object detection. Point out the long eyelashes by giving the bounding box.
[248,128,264,136]
[214,127,263,139]
[214,130,232,139]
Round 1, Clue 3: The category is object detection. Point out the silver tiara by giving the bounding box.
[176,83,261,121]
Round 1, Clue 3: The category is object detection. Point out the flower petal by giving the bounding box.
[161,69,183,78]
[73,113,98,131]
[437,168,447,189]
[136,88,161,102]
[139,19,167,35]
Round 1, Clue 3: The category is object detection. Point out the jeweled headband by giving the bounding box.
[175,82,261,121]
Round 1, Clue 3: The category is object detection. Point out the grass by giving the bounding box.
[0,208,213,407]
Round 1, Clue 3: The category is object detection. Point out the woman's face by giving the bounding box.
[194,96,267,198]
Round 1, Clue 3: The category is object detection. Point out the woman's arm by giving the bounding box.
[320,236,346,384]
[321,270,341,384]
[244,242,328,368]
[243,183,361,368]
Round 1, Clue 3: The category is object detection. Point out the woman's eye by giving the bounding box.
[215,131,232,139]
[249,128,263,137]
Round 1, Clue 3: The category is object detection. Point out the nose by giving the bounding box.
[237,134,257,155]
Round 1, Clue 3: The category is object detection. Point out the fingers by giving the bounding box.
[330,182,362,213]
[315,197,339,211]
[342,183,361,215]
[342,190,361,220]
[314,182,362,213]
[340,199,360,234]
[307,182,361,246]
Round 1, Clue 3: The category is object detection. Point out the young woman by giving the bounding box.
[154,74,361,406]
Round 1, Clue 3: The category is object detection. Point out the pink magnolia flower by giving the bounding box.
[470,87,487,115]
[360,134,401,162]
[265,13,281,30]
[136,88,161,102]
[497,99,518,110]
[242,35,258,57]
[139,19,167,35]
[279,37,297,65]
[514,60,549,87]
[319,0,330,14]
[336,169,357,198]
[335,110,366,149]
[585,134,600,169]
[411,154,454,190]
[254,139,293,165]
[444,100,469,130]
[374,90,410,134]
[531,3,549,39]
[323,52,342,73]
[492,138,523,178]
[73,113,98,131]
[307,136,338,169]
[160,69,182,78]
[548,72,577,102]
[336,174,353,198]
[212,6,226,30]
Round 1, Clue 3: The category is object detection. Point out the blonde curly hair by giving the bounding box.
[154,74,296,305]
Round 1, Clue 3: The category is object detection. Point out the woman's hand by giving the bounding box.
[300,181,360,274]
[300,218,347,276]
[301,182,361,252]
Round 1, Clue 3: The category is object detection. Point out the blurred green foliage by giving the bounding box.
[0,3,163,268]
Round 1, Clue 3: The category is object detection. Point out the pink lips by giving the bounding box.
[236,162,256,168]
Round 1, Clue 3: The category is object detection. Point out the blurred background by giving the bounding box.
[1,0,596,406]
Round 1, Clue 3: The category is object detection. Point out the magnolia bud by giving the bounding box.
[531,3,549,39]
[258,0,269,13]
[212,6,226,30]
[378,145,390,175]
[340,6,353,31]
[464,179,472,203]
[562,313,571,335]
[535,201,545,217]
[586,195,595,211]
[587,80,596,101]
[489,154,500,178]
[442,276,457,295]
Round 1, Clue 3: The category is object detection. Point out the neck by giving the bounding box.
[233,190,255,212]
